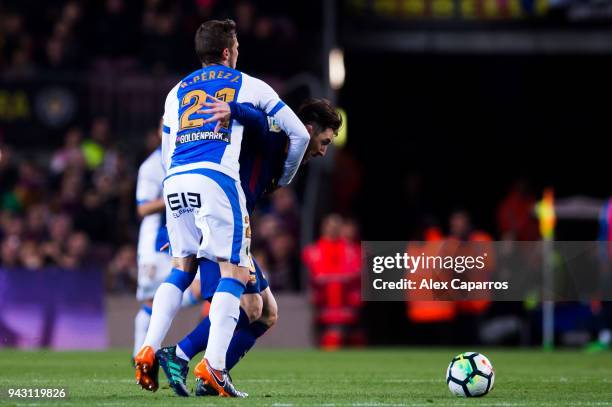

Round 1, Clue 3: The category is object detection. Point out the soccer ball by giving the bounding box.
[446,352,495,397]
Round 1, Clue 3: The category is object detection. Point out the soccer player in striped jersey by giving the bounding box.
[156,97,341,397]
[134,19,310,398]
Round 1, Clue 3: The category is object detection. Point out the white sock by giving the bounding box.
[142,283,183,351]
[133,308,151,357]
[175,345,190,362]
[204,291,241,370]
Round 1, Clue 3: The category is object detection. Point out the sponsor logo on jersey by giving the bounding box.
[167,192,202,211]
[176,131,230,145]
[171,207,194,219]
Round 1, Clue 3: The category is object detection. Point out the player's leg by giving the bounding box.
[194,288,277,397]
[190,292,263,397]
[182,273,202,307]
[257,286,279,332]
[160,305,256,397]
[160,258,273,397]
[194,263,275,396]
[185,258,273,367]
[133,261,154,359]
[133,252,172,358]
[135,260,198,391]
[173,258,259,359]
[157,260,253,397]
[172,295,262,361]
[223,287,277,363]
[148,271,202,397]
[204,260,267,369]
[192,171,251,397]
[160,309,257,397]
[195,262,249,396]
[143,256,198,350]
[133,300,152,359]
[224,264,276,371]
[134,174,200,392]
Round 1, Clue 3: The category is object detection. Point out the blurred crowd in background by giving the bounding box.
[0,118,133,273]
[0,0,309,79]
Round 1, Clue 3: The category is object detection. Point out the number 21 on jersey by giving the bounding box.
[179,88,236,131]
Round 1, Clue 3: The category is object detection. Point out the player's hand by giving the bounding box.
[198,94,230,133]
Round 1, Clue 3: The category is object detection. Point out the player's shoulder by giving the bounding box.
[164,80,182,109]
[240,72,273,91]
[169,78,182,91]
[237,72,278,106]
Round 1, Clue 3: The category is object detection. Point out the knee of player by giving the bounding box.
[261,302,279,327]
[220,262,251,285]
[245,305,263,322]
[242,295,263,322]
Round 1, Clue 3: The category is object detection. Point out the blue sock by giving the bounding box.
[178,307,250,360]
[226,321,270,370]
[165,267,197,291]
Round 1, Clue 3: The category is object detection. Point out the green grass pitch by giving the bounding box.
[1,348,611,406]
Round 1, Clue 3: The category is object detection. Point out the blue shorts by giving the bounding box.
[199,257,269,301]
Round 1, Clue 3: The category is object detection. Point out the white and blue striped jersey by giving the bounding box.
[136,148,168,256]
[162,65,309,186]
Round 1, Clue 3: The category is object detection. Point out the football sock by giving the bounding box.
[225,321,270,370]
[133,305,152,357]
[204,277,245,370]
[175,344,190,362]
[142,268,196,351]
[176,307,249,361]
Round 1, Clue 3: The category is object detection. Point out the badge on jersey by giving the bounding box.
[267,116,282,133]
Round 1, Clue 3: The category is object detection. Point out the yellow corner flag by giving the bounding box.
[536,188,556,241]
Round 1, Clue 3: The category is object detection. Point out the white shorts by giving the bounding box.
[163,168,251,267]
[136,251,172,301]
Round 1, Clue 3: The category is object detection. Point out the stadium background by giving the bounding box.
[1,0,611,351]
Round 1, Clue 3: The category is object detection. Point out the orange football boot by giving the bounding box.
[194,358,247,398]
[134,345,159,392]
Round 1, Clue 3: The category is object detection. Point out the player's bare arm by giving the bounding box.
[136,198,165,218]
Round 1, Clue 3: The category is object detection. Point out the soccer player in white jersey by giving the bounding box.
[153,98,341,398]
[134,19,309,398]
[133,121,200,359]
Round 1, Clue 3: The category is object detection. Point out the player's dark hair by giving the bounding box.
[195,19,237,65]
[297,98,342,135]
